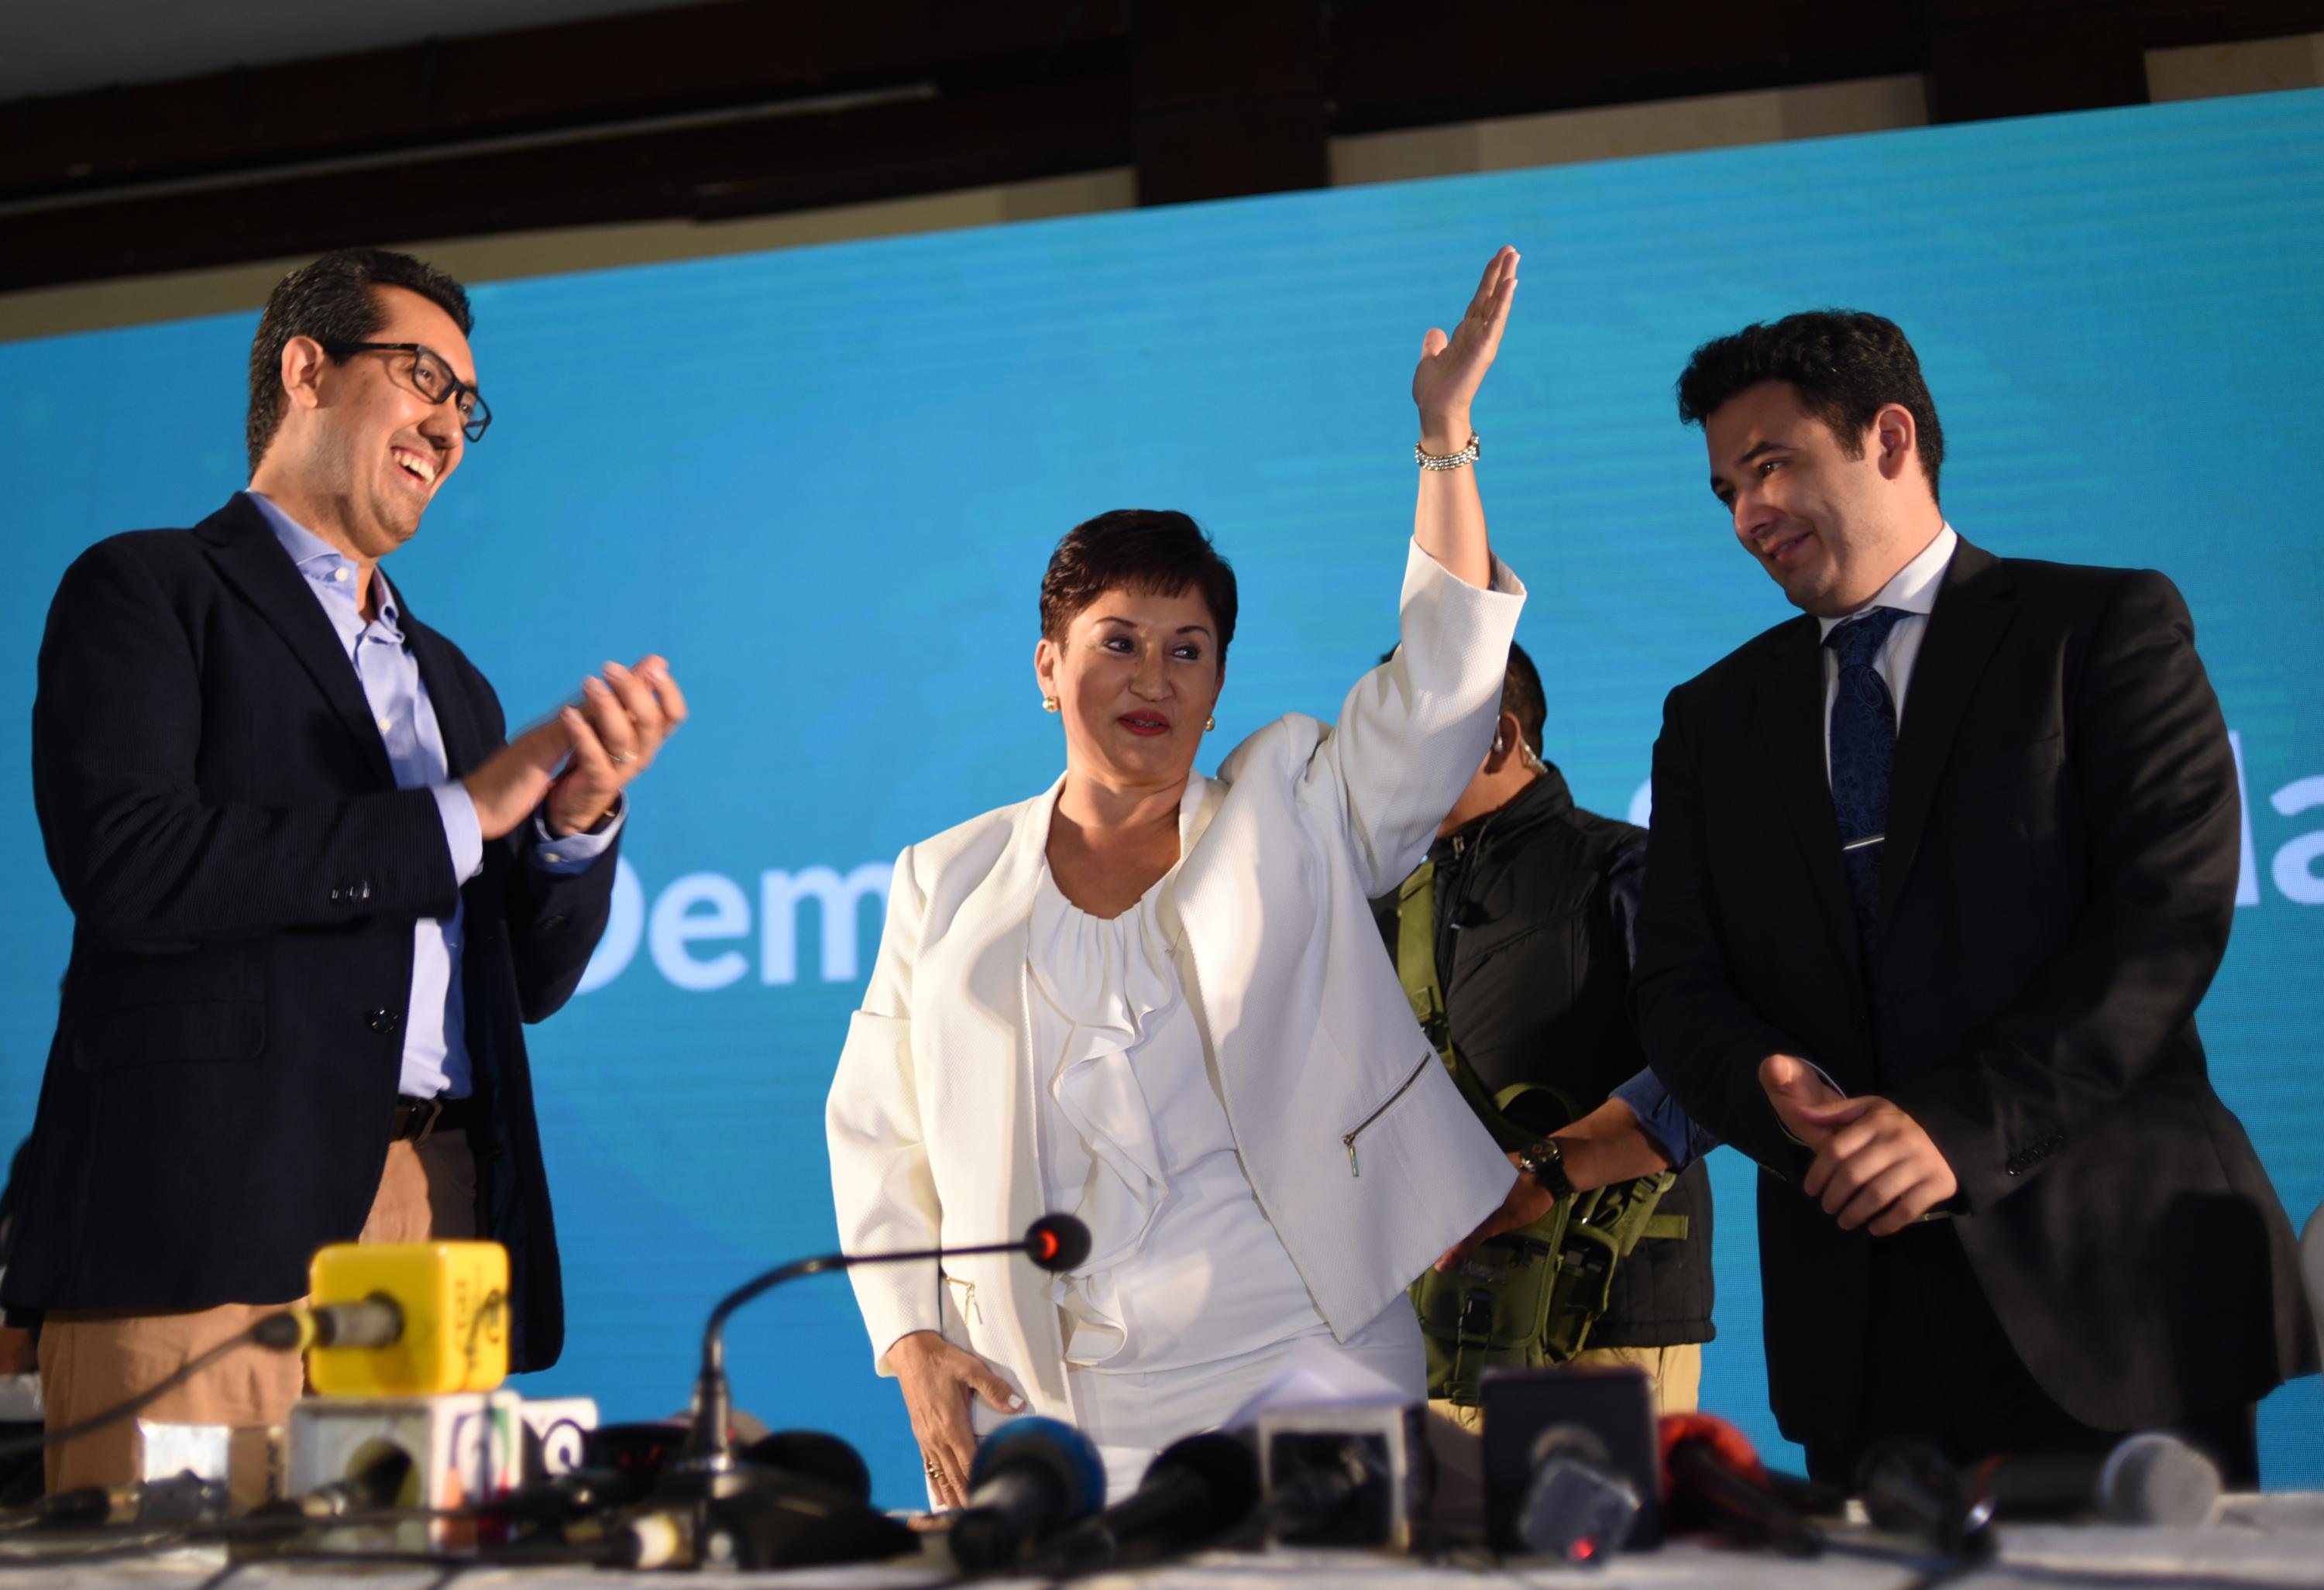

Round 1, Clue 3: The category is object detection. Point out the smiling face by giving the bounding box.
[1704,379,1930,618]
[1036,584,1224,794]
[267,285,474,561]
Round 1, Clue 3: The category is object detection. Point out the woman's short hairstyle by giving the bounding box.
[1675,309,1944,502]
[1040,510,1239,667]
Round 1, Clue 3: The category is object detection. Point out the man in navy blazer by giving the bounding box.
[1633,311,2311,1483]
[5,249,686,1488]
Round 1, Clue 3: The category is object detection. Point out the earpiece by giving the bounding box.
[1493,736,1505,754]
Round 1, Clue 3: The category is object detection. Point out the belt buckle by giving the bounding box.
[405,1097,443,1143]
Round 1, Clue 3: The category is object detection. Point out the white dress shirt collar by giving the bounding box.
[1817,521,1958,639]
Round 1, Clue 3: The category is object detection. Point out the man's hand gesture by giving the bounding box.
[1760,1055,1958,1237]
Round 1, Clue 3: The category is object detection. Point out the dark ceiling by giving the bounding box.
[4,0,2317,295]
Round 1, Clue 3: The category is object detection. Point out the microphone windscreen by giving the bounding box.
[2102,1433,2221,1526]
[1657,1412,1765,1488]
[1148,1430,1262,1517]
[1025,1214,1092,1273]
[968,1416,1108,1520]
[741,1430,873,1503]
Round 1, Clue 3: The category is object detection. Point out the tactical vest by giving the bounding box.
[1397,860,1688,1405]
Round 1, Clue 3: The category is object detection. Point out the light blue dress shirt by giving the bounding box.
[249,491,619,1098]
[1609,1068,1721,1171]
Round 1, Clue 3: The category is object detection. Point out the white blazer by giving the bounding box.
[825,541,1525,1417]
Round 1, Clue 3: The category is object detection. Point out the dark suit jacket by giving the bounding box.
[2,495,616,1372]
[1635,537,2312,1451]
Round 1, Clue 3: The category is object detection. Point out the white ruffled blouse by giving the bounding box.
[1026,773,1325,1373]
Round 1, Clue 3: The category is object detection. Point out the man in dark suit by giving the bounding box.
[1633,311,2312,1483]
[5,248,687,1488]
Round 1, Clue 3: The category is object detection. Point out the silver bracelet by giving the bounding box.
[1415,434,1481,471]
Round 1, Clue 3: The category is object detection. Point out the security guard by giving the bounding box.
[1375,643,1714,1422]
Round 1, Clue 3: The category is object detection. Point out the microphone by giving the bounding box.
[1658,1413,1824,1557]
[613,1444,915,1571]
[741,1430,875,1504]
[34,1472,230,1530]
[681,1214,1089,1470]
[1858,1439,1995,1561]
[1515,1423,1644,1564]
[947,1417,1108,1573]
[250,1296,406,1353]
[253,1444,418,1525]
[1037,1430,1261,1571]
[1968,1432,2223,1526]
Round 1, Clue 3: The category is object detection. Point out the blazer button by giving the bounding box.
[367,1007,403,1036]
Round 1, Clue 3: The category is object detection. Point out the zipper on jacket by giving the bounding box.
[1342,1050,1434,1177]
[944,1273,981,1324]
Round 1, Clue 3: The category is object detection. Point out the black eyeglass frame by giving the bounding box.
[322,340,493,441]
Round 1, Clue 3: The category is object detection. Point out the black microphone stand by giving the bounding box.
[679,1221,1083,1472]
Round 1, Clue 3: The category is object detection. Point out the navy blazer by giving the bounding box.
[5,494,614,1372]
[1635,537,2313,1448]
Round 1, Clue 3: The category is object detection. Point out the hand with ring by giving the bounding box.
[544,654,687,836]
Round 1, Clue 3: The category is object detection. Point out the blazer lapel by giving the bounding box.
[1878,540,2016,933]
[401,603,490,778]
[1753,616,1863,982]
[195,496,394,789]
[950,778,1061,1221]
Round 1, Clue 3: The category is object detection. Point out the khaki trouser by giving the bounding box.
[1428,1341,1704,1435]
[39,1133,478,1494]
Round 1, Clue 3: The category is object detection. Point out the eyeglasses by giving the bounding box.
[324,341,493,442]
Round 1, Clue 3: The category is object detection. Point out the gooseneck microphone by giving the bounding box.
[680,1214,1091,1469]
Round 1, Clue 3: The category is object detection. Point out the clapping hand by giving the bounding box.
[545,654,687,836]
[1760,1054,1958,1237]
[462,655,687,842]
[1412,246,1518,452]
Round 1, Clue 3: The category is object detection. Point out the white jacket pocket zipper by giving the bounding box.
[944,1273,981,1324]
[1342,1051,1434,1177]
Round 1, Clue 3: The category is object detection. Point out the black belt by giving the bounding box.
[391,1094,476,1142]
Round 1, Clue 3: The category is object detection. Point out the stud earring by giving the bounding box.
[1043,696,1060,713]
[1205,714,1216,732]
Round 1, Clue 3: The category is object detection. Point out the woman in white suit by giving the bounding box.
[828,248,1538,1506]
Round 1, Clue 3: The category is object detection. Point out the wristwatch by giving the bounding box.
[1516,1137,1575,1199]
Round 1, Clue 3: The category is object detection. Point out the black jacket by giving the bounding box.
[3,496,614,1371]
[1373,768,1714,1348]
[1635,540,2313,1448]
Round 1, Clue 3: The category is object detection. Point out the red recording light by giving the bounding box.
[1573,1538,1597,1561]
[1033,1232,1058,1259]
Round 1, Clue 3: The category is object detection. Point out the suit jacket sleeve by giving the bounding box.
[1632,682,1812,1173]
[1303,540,1526,898]
[472,685,621,1024]
[826,844,941,1373]
[33,537,458,946]
[1886,571,2240,1212]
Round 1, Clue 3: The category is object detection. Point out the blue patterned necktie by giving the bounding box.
[1826,606,1910,954]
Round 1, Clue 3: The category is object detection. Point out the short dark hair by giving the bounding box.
[1040,510,1239,667]
[1675,310,1944,500]
[246,247,474,472]
[1375,639,1545,757]
[1501,640,1545,756]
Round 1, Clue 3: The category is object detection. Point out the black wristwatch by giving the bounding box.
[1516,1137,1575,1199]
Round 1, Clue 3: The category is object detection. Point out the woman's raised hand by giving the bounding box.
[887,1328,1026,1510]
[1411,246,1519,450]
